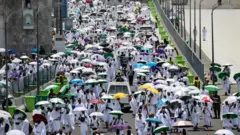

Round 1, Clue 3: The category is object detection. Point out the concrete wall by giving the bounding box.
[0,0,53,54]
[187,0,240,9]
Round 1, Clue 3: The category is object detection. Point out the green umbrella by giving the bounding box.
[65,93,77,97]
[233,72,240,80]
[209,66,221,72]
[99,42,109,47]
[85,79,98,85]
[233,92,239,97]
[98,72,107,76]
[153,126,169,134]
[98,79,107,84]
[14,109,27,119]
[222,113,238,119]
[204,85,219,92]
[218,72,230,80]
[73,41,78,46]
[109,110,124,116]
[44,85,59,91]
[99,33,107,37]
[66,44,75,48]
[137,72,147,77]
[65,50,71,55]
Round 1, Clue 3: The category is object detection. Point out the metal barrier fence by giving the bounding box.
[153,0,204,81]
[0,65,56,102]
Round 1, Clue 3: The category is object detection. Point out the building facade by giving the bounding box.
[0,0,53,54]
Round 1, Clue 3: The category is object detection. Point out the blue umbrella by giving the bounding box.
[32,48,37,53]
[70,79,84,84]
[146,62,156,67]
[156,98,168,106]
[134,63,144,69]
[146,118,162,123]
[75,10,81,13]
[141,47,149,51]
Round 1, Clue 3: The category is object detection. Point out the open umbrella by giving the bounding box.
[12,58,22,63]
[14,109,27,119]
[218,72,230,80]
[222,112,238,119]
[29,61,37,65]
[90,112,104,117]
[0,110,11,118]
[146,62,156,67]
[147,87,159,94]
[233,72,240,80]
[153,126,169,134]
[114,93,127,99]
[101,94,114,100]
[98,79,107,84]
[109,110,124,116]
[44,85,59,91]
[20,55,29,59]
[146,118,162,123]
[50,98,65,104]
[85,79,98,85]
[70,79,84,84]
[0,48,5,52]
[209,66,221,72]
[89,99,104,104]
[111,124,131,130]
[32,113,47,124]
[223,96,237,104]
[222,63,232,67]
[204,85,219,92]
[172,121,193,128]
[73,107,88,112]
[137,72,147,77]
[138,84,151,90]
[201,96,213,103]
[214,129,234,135]
[6,130,26,135]
[35,101,50,106]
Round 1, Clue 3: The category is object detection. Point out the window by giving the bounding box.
[108,85,129,94]
[25,0,31,8]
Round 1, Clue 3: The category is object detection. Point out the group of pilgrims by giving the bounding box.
[0,0,240,135]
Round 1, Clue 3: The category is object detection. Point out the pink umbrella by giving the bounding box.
[86,0,92,3]
[111,124,131,130]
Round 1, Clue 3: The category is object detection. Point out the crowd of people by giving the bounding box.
[0,0,239,135]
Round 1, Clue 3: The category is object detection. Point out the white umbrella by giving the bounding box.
[82,68,94,73]
[50,98,65,104]
[85,79,98,84]
[74,66,85,71]
[35,101,50,106]
[29,61,37,65]
[90,112,104,117]
[101,94,114,100]
[166,78,175,83]
[223,96,237,104]
[162,62,171,68]
[12,58,22,63]
[57,52,65,56]
[51,54,61,58]
[222,64,232,67]
[214,129,234,135]
[69,59,78,64]
[168,65,179,71]
[32,109,42,116]
[20,55,29,59]
[170,99,183,104]
[73,107,87,112]
[154,84,166,89]
[0,48,5,52]
[42,63,51,66]
[188,89,200,95]
[6,130,26,135]
[187,86,199,91]
[81,58,92,63]
[70,70,79,74]
[0,113,10,119]
[172,121,193,128]
[165,45,174,50]
[0,110,11,118]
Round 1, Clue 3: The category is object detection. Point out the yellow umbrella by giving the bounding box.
[114,93,127,99]
[123,24,129,27]
[138,84,151,90]
[147,87,159,94]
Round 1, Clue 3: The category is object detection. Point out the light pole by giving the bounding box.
[183,2,186,40]
[193,0,196,52]
[189,0,192,47]
[199,0,204,59]
[211,1,222,85]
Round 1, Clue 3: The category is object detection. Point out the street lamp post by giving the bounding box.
[183,3,186,40]
[211,2,222,85]
[199,0,204,59]
[189,0,192,47]
[193,0,196,52]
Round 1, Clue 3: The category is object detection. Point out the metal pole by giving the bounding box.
[193,0,196,52]
[199,0,204,59]
[183,3,186,40]
[211,9,214,85]
[56,0,59,34]
[181,4,183,37]
[4,0,8,111]
[60,0,63,35]
[36,10,40,95]
[189,0,192,47]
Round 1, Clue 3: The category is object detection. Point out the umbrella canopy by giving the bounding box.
[146,118,162,123]
[146,62,156,67]
[20,55,29,59]
[73,107,88,112]
[137,72,147,77]
[172,121,193,128]
[44,85,59,91]
[12,58,22,63]
[109,110,124,116]
[101,94,114,100]
[6,130,26,135]
[214,129,234,135]
[234,72,240,80]
[223,96,237,104]
[0,48,5,52]
[32,113,47,124]
[85,79,98,85]
[138,84,152,90]
[0,110,11,118]
[201,96,213,103]
[111,124,131,130]
[147,87,159,94]
[35,101,50,106]
[14,109,27,119]
[114,93,127,99]
[218,72,230,80]
[70,79,84,84]
[0,113,10,119]
[49,98,65,104]
[153,126,169,134]
[89,99,104,104]
[29,61,37,65]
[209,66,221,72]
[90,112,104,117]
[204,85,219,92]
[222,112,238,119]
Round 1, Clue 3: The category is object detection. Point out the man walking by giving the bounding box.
[202,27,207,41]
[211,92,221,119]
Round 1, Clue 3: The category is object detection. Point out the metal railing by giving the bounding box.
[153,0,204,81]
[0,65,57,102]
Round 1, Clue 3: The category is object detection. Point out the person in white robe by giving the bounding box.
[46,107,53,134]
[222,76,230,95]
[202,102,213,129]
[21,119,30,135]
[223,114,233,130]
[130,95,138,116]
[112,115,125,135]
[135,113,145,135]
[104,99,113,129]
[89,115,100,135]
[236,77,240,93]
[63,109,75,135]
[229,103,238,126]
[79,111,89,135]
[202,27,207,41]
[113,98,121,111]
[33,121,46,135]
[50,107,62,134]
[221,101,230,120]
[191,101,200,130]
[0,118,10,135]
[13,110,24,130]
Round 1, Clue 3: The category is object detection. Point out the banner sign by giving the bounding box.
[23,9,34,29]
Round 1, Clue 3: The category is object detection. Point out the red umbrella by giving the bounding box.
[32,114,47,124]
[136,18,143,22]
[152,52,160,56]
[201,96,213,103]
[115,42,122,46]
[86,0,92,3]
[84,63,93,68]
[89,99,104,104]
